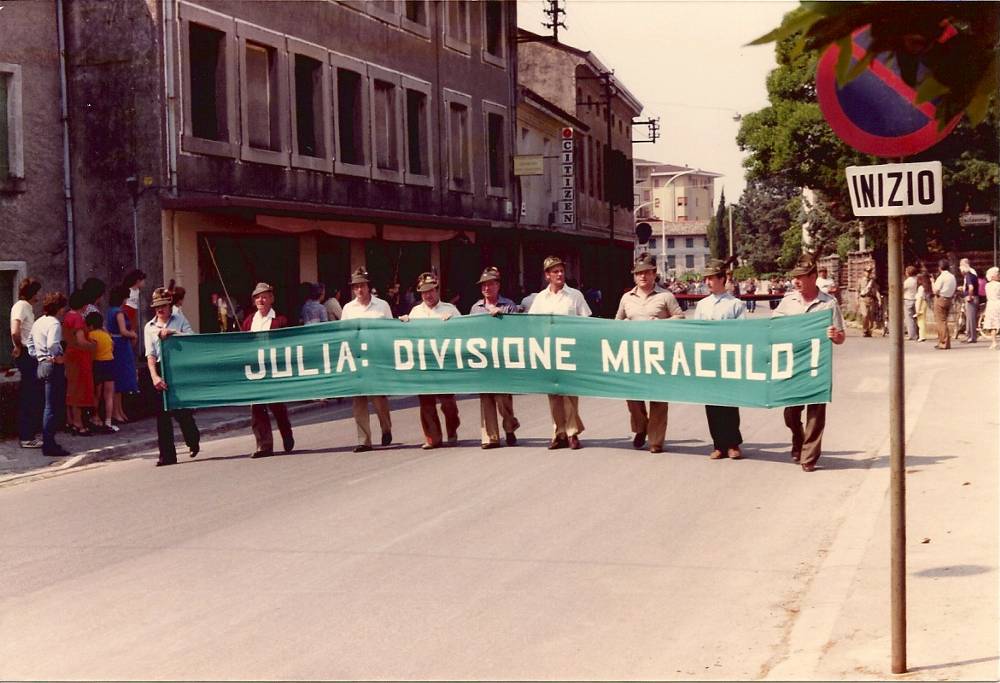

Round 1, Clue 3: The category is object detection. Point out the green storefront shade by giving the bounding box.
[162,312,834,410]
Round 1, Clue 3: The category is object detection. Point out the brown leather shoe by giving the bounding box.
[649,444,663,454]
[801,462,816,472]
[568,435,582,450]
[709,449,724,459]
[791,451,802,463]
[548,435,569,450]
[481,442,501,450]
[728,447,743,460]
[421,441,440,451]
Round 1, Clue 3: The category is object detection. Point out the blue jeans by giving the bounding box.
[38,361,66,452]
[14,353,42,441]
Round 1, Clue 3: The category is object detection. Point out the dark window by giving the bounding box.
[406,89,428,176]
[667,238,675,249]
[0,75,8,179]
[685,237,694,248]
[245,42,280,150]
[485,1,504,58]
[337,68,365,165]
[667,254,676,268]
[487,111,505,189]
[373,80,398,171]
[448,1,469,44]
[685,254,695,268]
[294,54,323,157]
[404,0,426,24]
[189,23,228,141]
[448,102,469,187]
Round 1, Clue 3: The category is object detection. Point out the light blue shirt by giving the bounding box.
[693,292,746,321]
[144,313,193,362]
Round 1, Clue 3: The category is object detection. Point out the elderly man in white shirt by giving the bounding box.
[401,272,462,449]
[932,259,958,349]
[342,266,394,452]
[693,259,747,461]
[528,256,591,449]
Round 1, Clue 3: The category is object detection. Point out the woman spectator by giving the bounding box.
[982,266,1000,350]
[63,289,98,435]
[31,292,70,457]
[168,280,191,329]
[300,282,329,325]
[80,277,106,315]
[323,284,343,321]
[915,273,931,342]
[106,285,139,423]
[121,269,146,332]
[10,277,43,448]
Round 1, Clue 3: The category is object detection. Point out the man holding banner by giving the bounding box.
[528,256,591,450]
[341,267,393,452]
[773,254,846,472]
[615,253,685,453]
[469,266,521,449]
[693,259,746,461]
[241,282,295,459]
[402,272,462,450]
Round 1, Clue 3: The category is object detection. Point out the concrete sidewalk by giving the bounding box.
[0,399,335,485]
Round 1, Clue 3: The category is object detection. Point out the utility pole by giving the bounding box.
[542,0,567,42]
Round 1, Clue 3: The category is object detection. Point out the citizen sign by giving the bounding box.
[845,161,942,217]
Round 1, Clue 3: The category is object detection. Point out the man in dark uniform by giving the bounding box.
[614,253,685,453]
[241,282,295,459]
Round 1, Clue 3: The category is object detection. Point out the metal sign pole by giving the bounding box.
[887,213,907,674]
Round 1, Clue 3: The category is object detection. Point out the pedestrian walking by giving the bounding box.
[341,267,393,452]
[31,292,70,457]
[63,289,98,436]
[858,266,880,337]
[300,282,329,325]
[981,266,1000,350]
[145,287,200,466]
[614,253,684,454]
[693,259,747,460]
[959,258,980,343]
[105,286,139,423]
[11,277,43,448]
[932,259,957,350]
[528,256,591,450]
[468,266,521,449]
[902,265,919,341]
[772,254,846,472]
[241,282,295,458]
[915,273,931,342]
[401,272,461,450]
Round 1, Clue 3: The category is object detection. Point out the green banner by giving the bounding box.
[161,312,833,410]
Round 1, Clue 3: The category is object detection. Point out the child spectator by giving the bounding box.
[86,311,118,433]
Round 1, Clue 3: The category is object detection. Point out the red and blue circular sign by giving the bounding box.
[816,26,961,158]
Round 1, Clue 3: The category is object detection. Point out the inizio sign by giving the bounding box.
[846,161,942,217]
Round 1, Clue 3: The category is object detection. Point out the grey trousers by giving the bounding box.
[966,297,979,342]
[903,299,918,340]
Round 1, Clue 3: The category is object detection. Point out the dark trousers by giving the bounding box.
[155,399,200,464]
[39,362,66,452]
[15,353,43,441]
[705,405,742,450]
[783,403,826,467]
[250,402,293,453]
[418,394,460,445]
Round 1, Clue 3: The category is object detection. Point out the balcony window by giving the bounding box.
[403,77,432,185]
[445,1,471,54]
[483,0,506,67]
[484,102,508,196]
[237,22,288,165]
[444,90,473,192]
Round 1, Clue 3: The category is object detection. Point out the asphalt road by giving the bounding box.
[1,334,995,680]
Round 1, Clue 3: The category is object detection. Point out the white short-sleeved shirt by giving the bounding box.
[902,276,918,300]
[409,301,462,320]
[30,315,62,360]
[816,276,835,294]
[933,271,957,298]
[693,292,746,321]
[10,299,34,349]
[342,296,393,320]
[528,285,592,317]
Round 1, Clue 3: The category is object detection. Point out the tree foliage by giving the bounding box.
[732,176,800,275]
[708,188,728,259]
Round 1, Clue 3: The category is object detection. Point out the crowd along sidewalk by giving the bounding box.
[0,399,336,486]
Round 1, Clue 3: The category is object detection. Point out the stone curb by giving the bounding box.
[0,401,332,485]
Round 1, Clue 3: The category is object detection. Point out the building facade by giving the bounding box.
[53,0,521,332]
[518,30,642,314]
[633,159,720,277]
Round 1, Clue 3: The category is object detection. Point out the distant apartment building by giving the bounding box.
[518,29,642,313]
[633,159,721,278]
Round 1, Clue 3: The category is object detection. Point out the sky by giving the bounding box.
[516,0,798,206]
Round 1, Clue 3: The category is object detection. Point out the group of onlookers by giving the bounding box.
[9,269,152,457]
